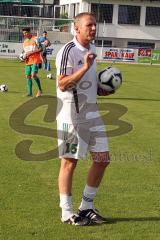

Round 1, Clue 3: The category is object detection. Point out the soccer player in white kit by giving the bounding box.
[56,12,111,226]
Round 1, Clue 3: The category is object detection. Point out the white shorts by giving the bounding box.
[57,117,109,159]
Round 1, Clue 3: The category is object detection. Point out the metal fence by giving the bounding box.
[0,15,73,43]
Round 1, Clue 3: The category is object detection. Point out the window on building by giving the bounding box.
[95,39,112,47]
[76,3,79,15]
[61,5,65,15]
[73,4,76,17]
[0,3,44,17]
[146,7,160,26]
[22,7,39,17]
[0,3,11,15]
[118,5,140,24]
[128,42,155,49]
[91,4,113,23]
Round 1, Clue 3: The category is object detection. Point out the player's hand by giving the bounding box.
[83,51,97,70]
[97,87,115,96]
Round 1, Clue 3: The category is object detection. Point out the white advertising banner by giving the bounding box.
[0,42,62,59]
[102,47,138,62]
[0,42,23,56]
[0,42,139,63]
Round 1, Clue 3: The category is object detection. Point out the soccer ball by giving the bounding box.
[98,67,122,92]
[19,52,26,61]
[47,73,53,79]
[0,84,8,92]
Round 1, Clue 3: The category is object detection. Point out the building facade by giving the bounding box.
[60,0,160,49]
[0,0,59,18]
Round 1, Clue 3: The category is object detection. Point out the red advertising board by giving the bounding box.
[138,48,152,57]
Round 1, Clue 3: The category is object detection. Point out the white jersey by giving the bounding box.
[56,37,100,123]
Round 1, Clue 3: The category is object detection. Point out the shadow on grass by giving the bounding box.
[4,91,20,93]
[108,216,160,223]
[80,217,160,227]
[99,97,160,102]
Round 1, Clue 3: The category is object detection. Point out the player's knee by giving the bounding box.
[94,160,110,169]
[92,152,110,167]
[61,158,77,172]
[32,74,37,78]
[102,160,110,168]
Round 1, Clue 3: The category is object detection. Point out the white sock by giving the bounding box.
[79,185,98,211]
[59,193,74,221]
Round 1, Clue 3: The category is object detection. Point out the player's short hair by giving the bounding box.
[74,12,95,26]
[22,27,30,32]
[43,31,47,34]
[44,39,50,46]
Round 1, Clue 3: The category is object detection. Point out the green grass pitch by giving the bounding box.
[0,59,160,240]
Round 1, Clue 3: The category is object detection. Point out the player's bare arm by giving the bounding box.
[58,52,97,91]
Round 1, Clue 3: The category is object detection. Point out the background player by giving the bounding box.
[38,31,51,66]
[22,27,43,97]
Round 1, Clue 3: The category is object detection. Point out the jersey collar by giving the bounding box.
[73,37,91,52]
